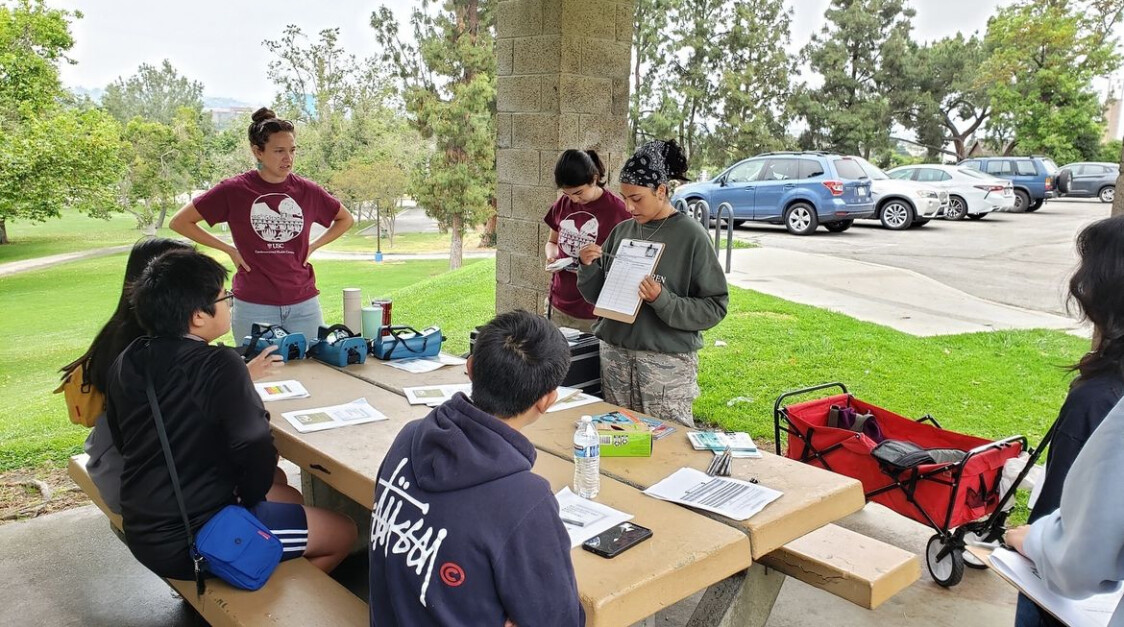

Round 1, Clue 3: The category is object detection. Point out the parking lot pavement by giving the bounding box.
[728,199,1111,317]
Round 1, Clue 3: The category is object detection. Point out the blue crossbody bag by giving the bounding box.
[144,362,282,594]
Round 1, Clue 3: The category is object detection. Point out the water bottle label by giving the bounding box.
[574,444,599,458]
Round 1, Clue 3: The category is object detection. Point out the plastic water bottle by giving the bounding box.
[573,415,600,499]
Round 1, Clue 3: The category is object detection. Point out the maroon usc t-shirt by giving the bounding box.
[193,171,341,306]
[543,190,630,319]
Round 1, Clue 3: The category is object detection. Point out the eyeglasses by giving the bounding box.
[214,289,235,305]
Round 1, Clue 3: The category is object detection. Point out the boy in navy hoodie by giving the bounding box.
[368,310,584,626]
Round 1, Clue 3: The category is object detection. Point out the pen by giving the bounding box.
[561,517,586,527]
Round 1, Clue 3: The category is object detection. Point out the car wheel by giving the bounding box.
[966,213,987,220]
[1012,190,1029,213]
[824,219,853,233]
[945,196,968,220]
[783,203,818,236]
[1100,186,1116,203]
[879,200,914,230]
[1025,198,1043,212]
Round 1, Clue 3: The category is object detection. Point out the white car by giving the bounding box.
[851,157,948,230]
[887,164,1016,220]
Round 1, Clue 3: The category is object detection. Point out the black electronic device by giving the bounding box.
[581,522,653,558]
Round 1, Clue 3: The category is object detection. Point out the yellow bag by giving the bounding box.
[55,361,105,428]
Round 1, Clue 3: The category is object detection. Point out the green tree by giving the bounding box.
[630,0,674,150]
[371,0,495,270]
[116,107,209,233]
[101,59,206,125]
[0,0,124,244]
[794,0,916,159]
[904,35,991,160]
[981,0,1124,163]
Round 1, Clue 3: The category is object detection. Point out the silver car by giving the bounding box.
[1057,162,1119,203]
[887,164,1016,220]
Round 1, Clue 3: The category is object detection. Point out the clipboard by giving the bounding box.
[593,239,665,324]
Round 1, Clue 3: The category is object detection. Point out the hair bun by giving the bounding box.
[251,107,277,124]
[661,140,690,181]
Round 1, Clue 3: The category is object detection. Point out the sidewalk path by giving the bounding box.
[727,248,1083,337]
[0,245,131,278]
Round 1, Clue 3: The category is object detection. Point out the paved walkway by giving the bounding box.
[0,245,132,278]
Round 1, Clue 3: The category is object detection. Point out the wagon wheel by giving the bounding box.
[926,534,965,587]
[958,529,990,570]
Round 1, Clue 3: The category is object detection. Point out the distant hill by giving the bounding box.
[64,86,253,110]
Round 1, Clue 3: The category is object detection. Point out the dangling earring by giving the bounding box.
[256,160,264,171]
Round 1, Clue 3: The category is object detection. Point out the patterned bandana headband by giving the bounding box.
[620,140,671,189]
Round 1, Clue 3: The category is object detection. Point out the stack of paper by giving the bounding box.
[643,467,782,521]
[554,487,633,549]
[687,431,762,458]
[989,548,1122,627]
[404,383,473,407]
[254,380,310,402]
[280,398,388,433]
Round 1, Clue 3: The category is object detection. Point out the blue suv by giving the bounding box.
[670,152,875,235]
[957,156,1058,212]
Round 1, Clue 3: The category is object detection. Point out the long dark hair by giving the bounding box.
[60,238,193,391]
[1068,214,1124,382]
[554,149,607,188]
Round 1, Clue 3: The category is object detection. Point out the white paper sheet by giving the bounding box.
[279,398,388,433]
[555,487,633,549]
[546,386,602,413]
[403,383,473,406]
[594,239,665,316]
[643,467,782,521]
[990,548,1122,627]
[253,380,310,402]
[381,353,468,374]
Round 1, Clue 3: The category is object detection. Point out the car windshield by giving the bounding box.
[852,157,889,180]
[832,158,868,180]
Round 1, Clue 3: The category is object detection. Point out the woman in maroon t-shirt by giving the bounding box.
[170,108,354,344]
[543,150,630,333]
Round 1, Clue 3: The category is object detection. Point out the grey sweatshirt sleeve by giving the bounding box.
[646,227,729,332]
[1023,396,1124,601]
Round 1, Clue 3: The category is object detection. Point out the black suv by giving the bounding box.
[958,156,1059,212]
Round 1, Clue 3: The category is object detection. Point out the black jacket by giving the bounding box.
[106,336,276,580]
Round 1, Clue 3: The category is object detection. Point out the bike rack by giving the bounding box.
[673,198,732,273]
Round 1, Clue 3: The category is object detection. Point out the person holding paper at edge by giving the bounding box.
[576,140,728,427]
[544,149,630,333]
[169,107,354,342]
[1004,395,1124,626]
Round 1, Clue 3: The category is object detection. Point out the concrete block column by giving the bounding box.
[494,0,636,315]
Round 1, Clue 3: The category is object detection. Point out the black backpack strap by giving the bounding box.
[144,349,205,595]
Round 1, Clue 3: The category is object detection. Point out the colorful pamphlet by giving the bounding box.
[253,380,310,402]
[592,409,676,440]
[687,431,761,458]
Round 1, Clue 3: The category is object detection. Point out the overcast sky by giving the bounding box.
[55,0,1015,104]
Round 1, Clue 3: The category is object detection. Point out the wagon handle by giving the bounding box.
[916,413,942,429]
[773,382,849,454]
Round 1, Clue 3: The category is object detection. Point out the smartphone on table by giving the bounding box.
[581,522,653,558]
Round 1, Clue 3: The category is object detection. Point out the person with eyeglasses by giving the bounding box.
[170,107,354,343]
[543,149,630,333]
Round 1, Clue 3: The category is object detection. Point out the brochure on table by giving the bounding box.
[687,431,762,458]
[381,353,468,374]
[404,383,473,407]
[254,380,310,402]
[643,467,782,521]
[555,487,633,549]
[280,398,388,434]
[988,547,1121,627]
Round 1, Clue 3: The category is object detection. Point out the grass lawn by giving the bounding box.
[0,212,176,264]
[1,256,1084,523]
[329,220,486,254]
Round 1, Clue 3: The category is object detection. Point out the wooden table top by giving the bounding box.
[330,357,471,397]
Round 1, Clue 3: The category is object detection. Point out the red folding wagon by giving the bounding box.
[773,383,1046,587]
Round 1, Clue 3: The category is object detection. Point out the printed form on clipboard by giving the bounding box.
[593,238,666,324]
